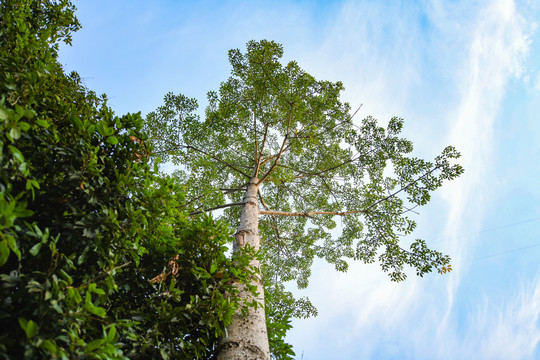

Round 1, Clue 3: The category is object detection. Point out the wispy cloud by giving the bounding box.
[439,0,532,323]
[469,277,540,359]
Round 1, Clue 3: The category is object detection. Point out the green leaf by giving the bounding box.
[29,242,42,256]
[0,107,10,120]
[8,145,24,163]
[59,270,73,285]
[18,318,39,339]
[22,109,35,119]
[9,127,21,140]
[0,241,9,267]
[86,339,104,352]
[106,325,117,342]
[35,118,50,128]
[6,236,20,260]
[106,136,118,145]
[70,116,83,129]
[85,293,106,317]
[18,121,30,131]
[39,339,58,354]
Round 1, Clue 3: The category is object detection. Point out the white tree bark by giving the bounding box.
[218,177,270,360]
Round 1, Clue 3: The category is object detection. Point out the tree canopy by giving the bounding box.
[145,40,463,358]
[147,39,463,304]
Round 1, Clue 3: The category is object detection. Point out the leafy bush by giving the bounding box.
[0,1,255,359]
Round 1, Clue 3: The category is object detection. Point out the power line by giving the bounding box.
[428,216,540,247]
[477,217,540,234]
[462,242,540,263]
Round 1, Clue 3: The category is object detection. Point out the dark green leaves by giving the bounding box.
[1,1,256,358]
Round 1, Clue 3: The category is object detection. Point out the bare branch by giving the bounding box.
[190,202,244,215]
[184,145,251,179]
[154,140,252,178]
[259,209,366,217]
[350,103,363,120]
[258,188,271,211]
[257,133,289,185]
[221,187,247,194]
[255,124,269,178]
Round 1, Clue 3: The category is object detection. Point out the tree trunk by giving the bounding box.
[218,177,270,360]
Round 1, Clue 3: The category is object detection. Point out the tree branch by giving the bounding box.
[190,202,245,215]
[255,123,269,178]
[257,133,289,185]
[184,145,251,179]
[258,187,271,211]
[153,141,252,178]
[350,103,363,120]
[257,101,294,185]
[275,155,356,180]
[220,187,247,194]
[259,209,366,217]
[364,164,442,212]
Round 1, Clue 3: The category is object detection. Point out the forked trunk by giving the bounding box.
[217,178,270,360]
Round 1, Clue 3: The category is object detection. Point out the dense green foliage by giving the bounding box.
[0,1,257,359]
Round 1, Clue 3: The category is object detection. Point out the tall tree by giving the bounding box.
[147,40,463,359]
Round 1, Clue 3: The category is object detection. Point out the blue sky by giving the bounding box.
[59,1,540,358]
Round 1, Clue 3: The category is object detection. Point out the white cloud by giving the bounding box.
[471,277,540,359]
[440,0,532,318]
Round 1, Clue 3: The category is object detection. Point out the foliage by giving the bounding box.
[0,1,256,359]
[146,40,464,356]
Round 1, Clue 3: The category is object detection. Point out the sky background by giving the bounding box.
[59,1,540,359]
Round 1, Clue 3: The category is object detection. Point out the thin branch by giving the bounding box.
[277,155,357,180]
[253,58,293,106]
[276,180,311,215]
[365,213,420,260]
[350,103,363,120]
[258,188,271,211]
[364,165,442,212]
[154,141,251,178]
[259,209,366,217]
[400,204,420,215]
[259,154,277,168]
[184,145,251,179]
[289,115,351,142]
[254,116,258,173]
[182,192,210,208]
[255,123,269,178]
[257,133,289,185]
[257,99,294,185]
[190,202,244,215]
[220,187,247,194]
[319,175,341,208]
